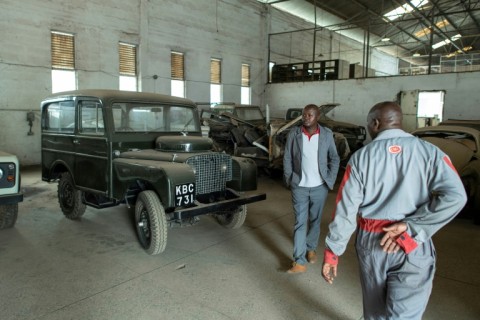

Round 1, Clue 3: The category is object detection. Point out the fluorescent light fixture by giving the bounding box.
[381,37,391,42]
[413,52,421,57]
[432,34,462,49]
[384,0,429,21]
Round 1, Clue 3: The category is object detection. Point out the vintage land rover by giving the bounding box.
[0,151,23,229]
[41,90,266,255]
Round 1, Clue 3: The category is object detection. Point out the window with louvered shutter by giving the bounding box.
[51,31,75,70]
[119,43,137,76]
[171,52,184,80]
[241,64,250,87]
[210,59,221,84]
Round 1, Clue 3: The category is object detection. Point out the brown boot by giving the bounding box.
[307,251,318,264]
[287,262,307,274]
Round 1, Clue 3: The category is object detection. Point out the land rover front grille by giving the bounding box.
[186,154,232,195]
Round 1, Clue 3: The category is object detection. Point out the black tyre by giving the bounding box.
[58,172,86,220]
[135,190,168,255]
[0,204,18,229]
[215,205,247,229]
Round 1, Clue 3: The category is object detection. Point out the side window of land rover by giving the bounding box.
[43,101,75,133]
[79,100,104,135]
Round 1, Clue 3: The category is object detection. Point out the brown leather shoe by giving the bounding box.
[307,251,318,264]
[287,262,306,274]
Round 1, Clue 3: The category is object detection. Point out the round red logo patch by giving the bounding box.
[388,145,402,154]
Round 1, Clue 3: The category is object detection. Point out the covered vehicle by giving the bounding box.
[411,124,480,224]
[439,119,480,130]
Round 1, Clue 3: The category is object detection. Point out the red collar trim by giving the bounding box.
[301,126,320,140]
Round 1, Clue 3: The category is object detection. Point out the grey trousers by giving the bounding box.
[356,229,436,320]
[291,184,329,265]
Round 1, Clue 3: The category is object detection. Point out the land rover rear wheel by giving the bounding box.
[58,172,86,220]
[135,190,168,255]
[0,204,18,229]
[215,205,247,229]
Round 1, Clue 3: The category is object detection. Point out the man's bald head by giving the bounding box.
[367,101,403,139]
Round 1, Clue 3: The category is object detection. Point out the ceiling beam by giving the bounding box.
[349,0,424,44]
[401,0,465,53]
[460,0,480,32]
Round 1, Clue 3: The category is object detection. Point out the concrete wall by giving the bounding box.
[1,0,479,165]
[0,0,270,165]
[266,70,480,141]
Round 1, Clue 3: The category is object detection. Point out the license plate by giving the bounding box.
[175,183,195,207]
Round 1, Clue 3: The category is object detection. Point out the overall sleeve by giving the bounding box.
[403,154,467,246]
[325,164,364,260]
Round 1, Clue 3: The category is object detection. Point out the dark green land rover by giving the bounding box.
[41,90,266,255]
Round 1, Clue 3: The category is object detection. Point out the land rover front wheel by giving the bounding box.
[215,205,247,229]
[58,172,86,220]
[135,190,168,255]
[0,204,18,229]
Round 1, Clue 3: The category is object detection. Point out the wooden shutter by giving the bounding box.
[241,64,250,87]
[171,52,184,80]
[51,32,75,70]
[210,58,221,84]
[119,43,137,76]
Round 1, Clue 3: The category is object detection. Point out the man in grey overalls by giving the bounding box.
[321,101,467,319]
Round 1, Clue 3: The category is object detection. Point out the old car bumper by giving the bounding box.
[0,193,23,205]
[173,189,266,220]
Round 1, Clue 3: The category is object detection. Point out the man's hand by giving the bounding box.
[380,222,407,253]
[322,262,337,284]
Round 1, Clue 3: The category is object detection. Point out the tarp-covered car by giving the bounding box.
[412,124,479,224]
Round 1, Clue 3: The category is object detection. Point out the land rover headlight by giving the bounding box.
[0,168,3,180]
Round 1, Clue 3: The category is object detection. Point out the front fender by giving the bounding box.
[113,158,195,208]
[228,156,258,191]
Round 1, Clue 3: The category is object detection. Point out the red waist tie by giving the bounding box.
[358,216,396,233]
[358,216,418,254]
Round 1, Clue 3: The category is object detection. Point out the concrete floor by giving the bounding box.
[1,166,479,320]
